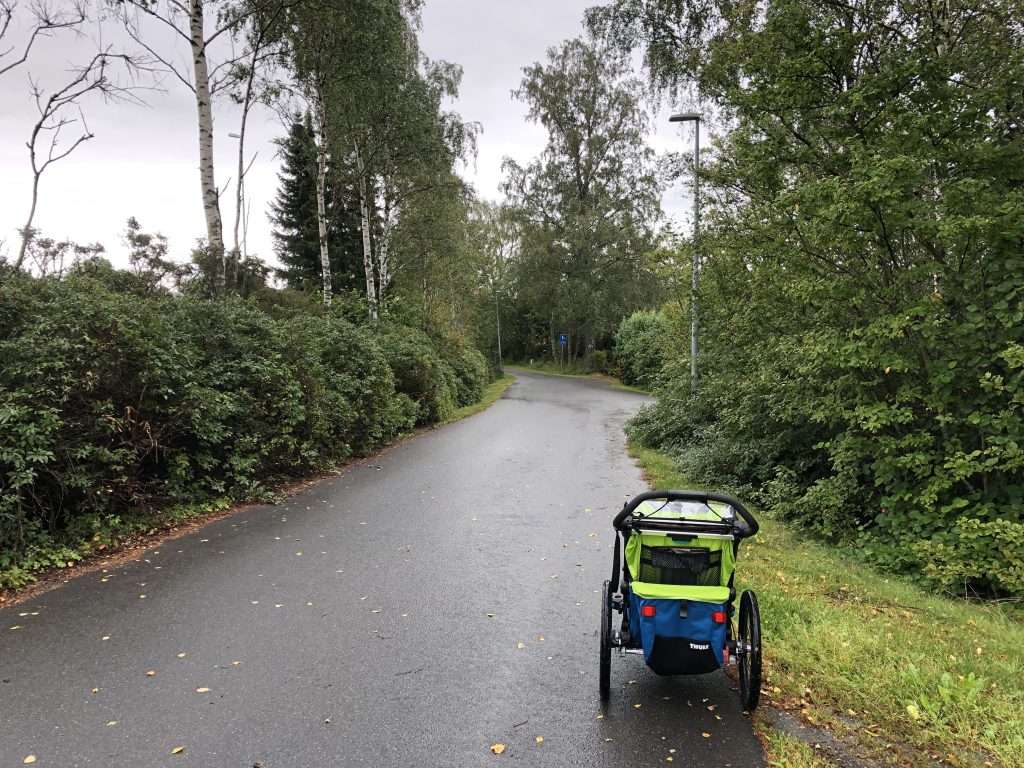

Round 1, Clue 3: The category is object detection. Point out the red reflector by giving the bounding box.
[712,611,727,624]
[641,605,656,618]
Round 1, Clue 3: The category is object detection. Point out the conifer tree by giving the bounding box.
[270,112,361,294]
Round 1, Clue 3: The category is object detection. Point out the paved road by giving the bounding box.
[1,371,764,768]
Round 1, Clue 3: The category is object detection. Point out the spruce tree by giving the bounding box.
[270,112,362,293]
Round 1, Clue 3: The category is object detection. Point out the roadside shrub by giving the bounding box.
[914,519,1024,598]
[437,338,492,407]
[377,324,458,424]
[614,310,671,388]
[0,274,487,584]
[585,349,609,373]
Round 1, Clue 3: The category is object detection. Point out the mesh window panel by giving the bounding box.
[638,547,722,586]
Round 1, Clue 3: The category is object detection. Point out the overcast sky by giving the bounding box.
[0,0,694,270]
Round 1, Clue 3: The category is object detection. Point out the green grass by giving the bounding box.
[629,441,1024,768]
[445,374,516,423]
[756,723,838,768]
[506,361,648,394]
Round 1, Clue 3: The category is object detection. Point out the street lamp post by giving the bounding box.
[670,111,701,394]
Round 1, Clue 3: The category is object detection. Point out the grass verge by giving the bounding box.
[506,361,648,394]
[1,376,516,604]
[628,441,1024,768]
[445,374,516,423]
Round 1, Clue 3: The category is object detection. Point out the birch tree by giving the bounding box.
[112,0,284,292]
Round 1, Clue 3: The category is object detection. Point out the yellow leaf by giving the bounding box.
[516,642,525,650]
[702,732,711,738]
[23,756,37,765]
[195,687,210,693]
[535,736,544,745]
[906,704,921,720]
[489,743,506,755]
[146,670,156,677]
[106,720,118,727]
[171,746,185,755]
[633,703,642,709]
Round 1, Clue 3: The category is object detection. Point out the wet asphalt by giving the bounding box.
[0,370,765,768]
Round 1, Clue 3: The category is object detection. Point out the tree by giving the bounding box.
[112,0,286,293]
[502,37,663,361]
[0,0,87,80]
[269,113,362,294]
[593,0,1024,594]
[17,50,143,270]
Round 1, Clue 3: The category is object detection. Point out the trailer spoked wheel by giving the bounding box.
[738,589,762,711]
[599,579,612,701]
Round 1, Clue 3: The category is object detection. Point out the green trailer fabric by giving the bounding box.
[624,501,736,602]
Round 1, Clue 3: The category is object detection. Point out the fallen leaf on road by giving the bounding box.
[195,687,210,693]
[177,652,186,658]
[106,720,117,727]
[139,595,146,599]
[10,625,23,630]
[535,736,544,745]
[702,732,711,738]
[633,703,642,709]
[489,743,506,754]
[23,755,36,764]
[91,688,99,694]
[516,642,525,649]
[170,746,185,755]
[596,714,603,720]
[232,661,241,666]
[146,670,156,677]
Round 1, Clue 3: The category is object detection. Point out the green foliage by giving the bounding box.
[0,270,490,586]
[598,0,1024,596]
[613,310,671,387]
[376,324,458,425]
[270,112,363,293]
[501,38,664,363]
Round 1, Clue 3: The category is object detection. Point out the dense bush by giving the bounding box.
[437,338,492,407]
[376,325,458,424]
[0,272,488,587]
[614,310,672,389]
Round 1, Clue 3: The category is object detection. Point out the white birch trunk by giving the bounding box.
[354,143,378,322]
[313,88,332,307]
[189,0,225,291]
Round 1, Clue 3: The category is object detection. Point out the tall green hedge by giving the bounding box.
[0,270,489,587]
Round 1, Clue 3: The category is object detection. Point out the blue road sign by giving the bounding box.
[559,334,568,346]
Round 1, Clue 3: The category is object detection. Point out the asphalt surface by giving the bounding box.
[1,370,765,768]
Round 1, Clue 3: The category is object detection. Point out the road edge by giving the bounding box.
[0,374,517,609]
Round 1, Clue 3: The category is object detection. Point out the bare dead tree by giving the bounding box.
[0,0,87,79]
[16,50,147,270]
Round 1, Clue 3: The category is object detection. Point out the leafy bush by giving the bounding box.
[376,324,458,424]
[586,349,609,373]
[437,339,492,407]
[614,310,671,388]
[914,518,1024,598]
[0,273,489,586]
